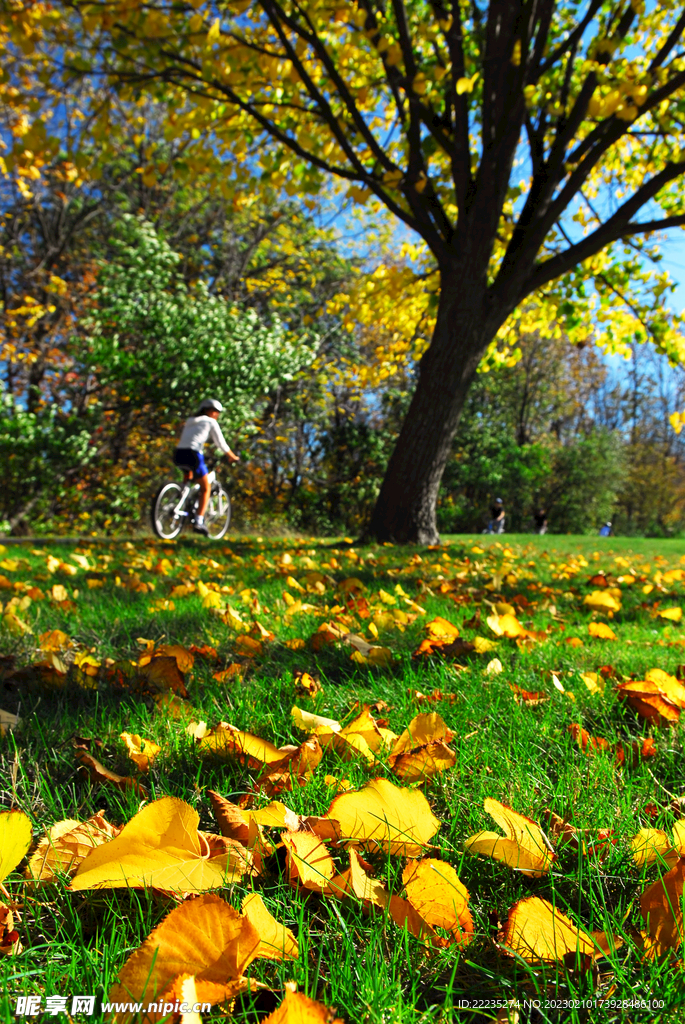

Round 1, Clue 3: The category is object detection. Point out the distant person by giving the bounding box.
[534,508,548,535]
[599,521,613,537]
[485,497,506,534]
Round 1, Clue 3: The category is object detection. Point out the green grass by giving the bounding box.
[1,533,685,1024]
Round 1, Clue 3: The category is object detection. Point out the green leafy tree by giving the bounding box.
[84,214,316,436]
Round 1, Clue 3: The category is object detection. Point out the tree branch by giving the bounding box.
[522,159,685,294]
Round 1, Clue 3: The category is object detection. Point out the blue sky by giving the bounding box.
[660,233,685,316]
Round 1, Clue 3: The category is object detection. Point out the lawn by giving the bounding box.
[1,533,684,1024]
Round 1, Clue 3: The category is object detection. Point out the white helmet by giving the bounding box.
[199,398,223,413]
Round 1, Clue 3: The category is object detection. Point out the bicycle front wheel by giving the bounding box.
[205,485,231,540]
[151,482,184,540]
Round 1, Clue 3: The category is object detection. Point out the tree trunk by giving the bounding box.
[366,267,502,544]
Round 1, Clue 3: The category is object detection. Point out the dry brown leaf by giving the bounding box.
[107,893,260,1023]
[463,798,555,877]
[26,812,120,883]
[137,655,188,697]
[76,749,147,798]
[241,893,298,961]
[139,644,195,674]
[0,903,21,956]
[71,796,250,893]
[0,708,19,737]
[328,777,440,856]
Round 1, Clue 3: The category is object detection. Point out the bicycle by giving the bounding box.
[151,460,232,540]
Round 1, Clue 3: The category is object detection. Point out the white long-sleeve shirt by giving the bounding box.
[178,415,231,454]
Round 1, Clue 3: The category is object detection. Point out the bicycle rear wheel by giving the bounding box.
[151,482,184,539]
[205,484,231,539]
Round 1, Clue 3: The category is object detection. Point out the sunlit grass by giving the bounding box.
[1,533,684,1023]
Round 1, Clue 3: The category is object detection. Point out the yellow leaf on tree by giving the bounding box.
[107,893,260,1024]
[71,796,249,893]
[0,810,33,884]
[463,798,555,877]
[328,777,440,855]
[456,74,477,93]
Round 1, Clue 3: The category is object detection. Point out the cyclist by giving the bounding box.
[174,399,239,535]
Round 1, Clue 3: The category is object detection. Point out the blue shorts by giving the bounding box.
[173,448,208,477]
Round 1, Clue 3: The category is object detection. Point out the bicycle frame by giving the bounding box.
[172,470,217,518]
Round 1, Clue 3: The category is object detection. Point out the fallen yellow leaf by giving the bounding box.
[464,798,555,877]
[71,797,250,893]
[328,778,440,856]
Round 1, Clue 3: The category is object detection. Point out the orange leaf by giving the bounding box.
[207,791,249,845]
[509,683,549,705]
[402,858,473,947]
[262,987,344,1024]
[588,622,617,640]
[120,732,161,772]
[388,713,456,782]
[137,655,188,697]
[640,858,685,955]
[106,894,260,1023]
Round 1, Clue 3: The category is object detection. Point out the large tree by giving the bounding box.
[5,0,685,541]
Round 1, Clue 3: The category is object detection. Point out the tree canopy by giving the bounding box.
[4,0,685,539]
